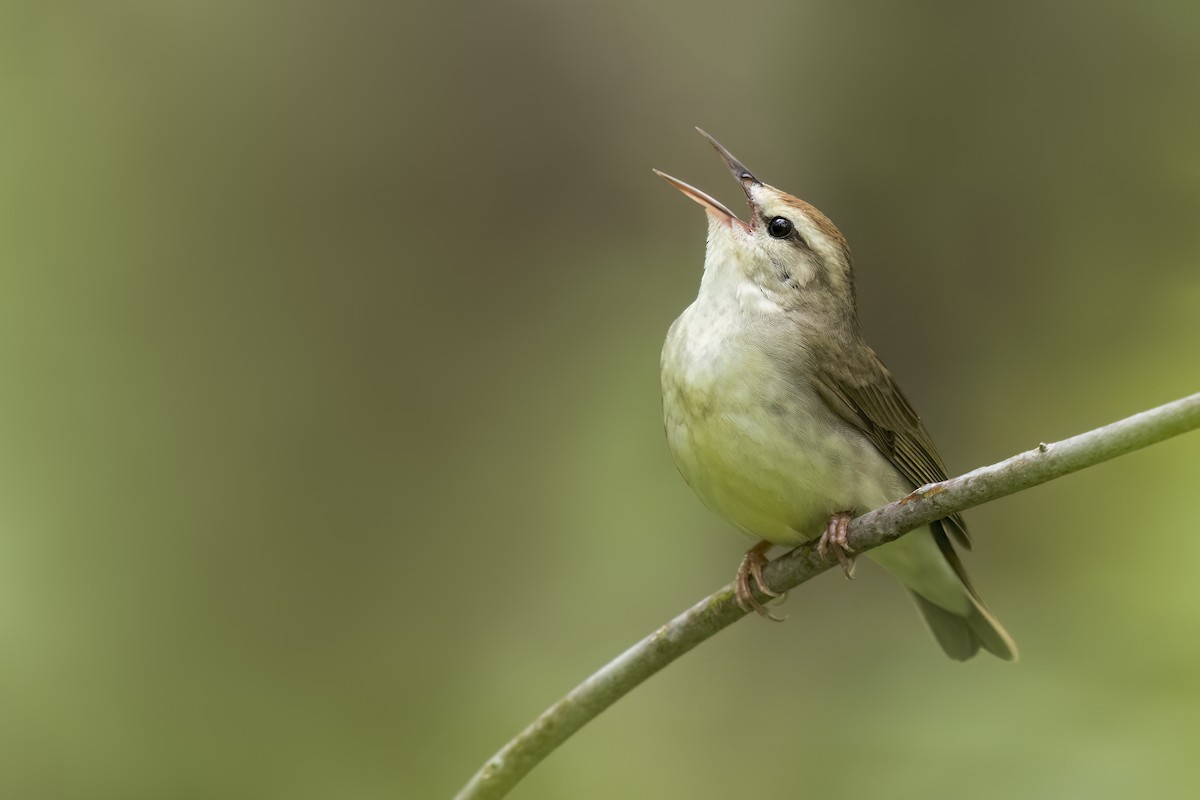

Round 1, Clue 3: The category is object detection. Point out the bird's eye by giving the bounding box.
[767,216,794,239]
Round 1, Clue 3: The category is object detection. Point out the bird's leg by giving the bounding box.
[817,511,856,579]
[735,540,786,621]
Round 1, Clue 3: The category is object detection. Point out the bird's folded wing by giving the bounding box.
[810,340,971,550]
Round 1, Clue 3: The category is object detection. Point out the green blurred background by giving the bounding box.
[2,1,1199,798]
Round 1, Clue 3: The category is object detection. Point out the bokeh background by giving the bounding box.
[2,1,1199,798]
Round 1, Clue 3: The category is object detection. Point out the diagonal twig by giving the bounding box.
[455,391,1200,800]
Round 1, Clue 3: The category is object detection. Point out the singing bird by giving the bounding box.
[655,129,1016,661]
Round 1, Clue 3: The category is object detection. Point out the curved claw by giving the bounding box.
[735,541,788,621]
[817,512,857,579]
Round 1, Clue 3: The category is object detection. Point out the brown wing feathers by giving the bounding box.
[811,342,972,550]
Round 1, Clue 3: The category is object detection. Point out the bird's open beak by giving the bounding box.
[651,169,747,230]
[695,128,761,191]
[652,129,761,231]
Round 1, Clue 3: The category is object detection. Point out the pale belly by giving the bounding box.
[662,351,969,612]
[663,369,910,547]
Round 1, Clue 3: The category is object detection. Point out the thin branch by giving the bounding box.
[455,392,1200,800]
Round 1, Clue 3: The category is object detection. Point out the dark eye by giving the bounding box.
[767,216,793,239]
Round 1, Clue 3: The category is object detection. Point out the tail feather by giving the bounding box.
[869,524,1018,662]
[909,590,1018,662]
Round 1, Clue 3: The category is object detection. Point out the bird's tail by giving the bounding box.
[868,524,1018,662]
[908,590,1018,662]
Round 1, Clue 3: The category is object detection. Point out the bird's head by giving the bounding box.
[655,129,856,318]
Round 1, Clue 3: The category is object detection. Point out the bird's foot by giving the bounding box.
[735,540,787,621]
[817,512,856,579]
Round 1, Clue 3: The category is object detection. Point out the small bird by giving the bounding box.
[654,129,1016,661]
